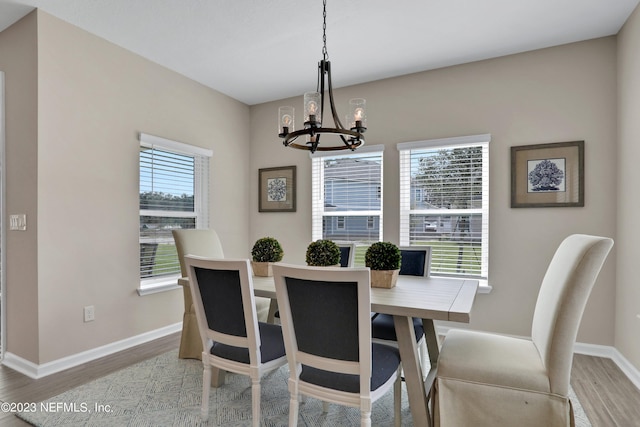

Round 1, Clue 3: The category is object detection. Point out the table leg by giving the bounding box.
[394,315,430,427]
[267,299,279,324]
[422,319,440,427]
[210,367,226,387]
[421,318,440,394]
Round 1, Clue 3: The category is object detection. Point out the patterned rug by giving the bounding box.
[17,350,592,426]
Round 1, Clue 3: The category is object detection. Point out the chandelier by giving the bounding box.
[278,0,366,153]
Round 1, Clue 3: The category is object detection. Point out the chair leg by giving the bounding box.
[289,393,299,427]
[394,371,402,427]
[360,410,372,427]
[201,360,211,421]
[252,377,260,427]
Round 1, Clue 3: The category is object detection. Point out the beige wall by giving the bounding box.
[0,11,39,362]
[0,10,251,364]
[250,37,618,344]
[617,4,640,370]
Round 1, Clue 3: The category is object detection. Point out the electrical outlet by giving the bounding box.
[84,305,95,322]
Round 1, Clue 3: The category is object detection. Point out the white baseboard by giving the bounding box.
[2,323,182,379]
[438,325,640,392]
[573,341,617,358]
[610,348,640,391]
[574,342,640,391]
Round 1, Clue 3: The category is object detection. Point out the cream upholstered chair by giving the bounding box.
[273,263,402,427]
[184,256,287,426]
[172,229,271,359]
[434,234,613,427]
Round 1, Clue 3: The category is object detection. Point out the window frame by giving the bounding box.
[311,145,385,264]
[138,133,212,295]
[397,134,490,290]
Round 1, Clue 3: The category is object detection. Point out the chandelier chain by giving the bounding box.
[322,0,328,60]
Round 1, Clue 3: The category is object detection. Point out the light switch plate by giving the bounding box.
[9,214,26,231]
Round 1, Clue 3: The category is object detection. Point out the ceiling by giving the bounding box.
[0,0,638,105]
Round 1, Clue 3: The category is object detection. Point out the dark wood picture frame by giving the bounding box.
[259,166,297,212]
[511,141,584,208]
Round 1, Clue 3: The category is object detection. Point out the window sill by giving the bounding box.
[137,276,182,296]
[477,279,492,294]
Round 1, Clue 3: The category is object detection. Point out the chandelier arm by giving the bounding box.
[323,60,346,130]
[281,133,300,147]
[319,61,326,127]
[338,134,354,148]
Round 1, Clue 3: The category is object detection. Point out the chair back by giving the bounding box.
[140,243,159,277]
[172,229,224,277]
[272,263,373,393]
[399,247,432,277]
[184,256,261,365]
[336,242,356,267]
[531,234,613,395]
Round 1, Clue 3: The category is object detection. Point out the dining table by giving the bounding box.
[179,273,478,427]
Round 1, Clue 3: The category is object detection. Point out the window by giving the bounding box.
[311,145,384,266]
[398,134,489,281]
[367,216,375,230]
[415,188,423,203]
[139,133,211,292]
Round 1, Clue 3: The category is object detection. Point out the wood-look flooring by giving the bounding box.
[0,333,639,426]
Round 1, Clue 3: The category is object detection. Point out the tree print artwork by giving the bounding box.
[527,158,566,192]
[511,141,583,207]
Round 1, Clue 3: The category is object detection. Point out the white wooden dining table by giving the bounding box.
[179,274,478,427]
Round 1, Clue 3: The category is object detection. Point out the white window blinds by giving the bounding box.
[398,135,489,279]
[139,133,211,287]
[311,145,384,265]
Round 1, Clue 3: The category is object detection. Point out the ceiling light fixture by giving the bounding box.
[278,0,366,153]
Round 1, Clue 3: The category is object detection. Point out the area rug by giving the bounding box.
[17,350,592,426]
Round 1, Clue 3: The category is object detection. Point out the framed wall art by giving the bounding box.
[511,141,584,208]
[259,165,297,212]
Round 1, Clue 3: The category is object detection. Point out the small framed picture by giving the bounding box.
[511,141,584,208]
[259,166,296,212]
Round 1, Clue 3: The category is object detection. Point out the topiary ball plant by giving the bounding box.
[251,237,284,263]
[306,239,341,266]
[365,241,401,271]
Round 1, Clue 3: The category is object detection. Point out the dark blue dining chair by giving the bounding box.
[336,242,356,267]
[184,256,287,426]
[399,247,432,276]
[273,263,402,426]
